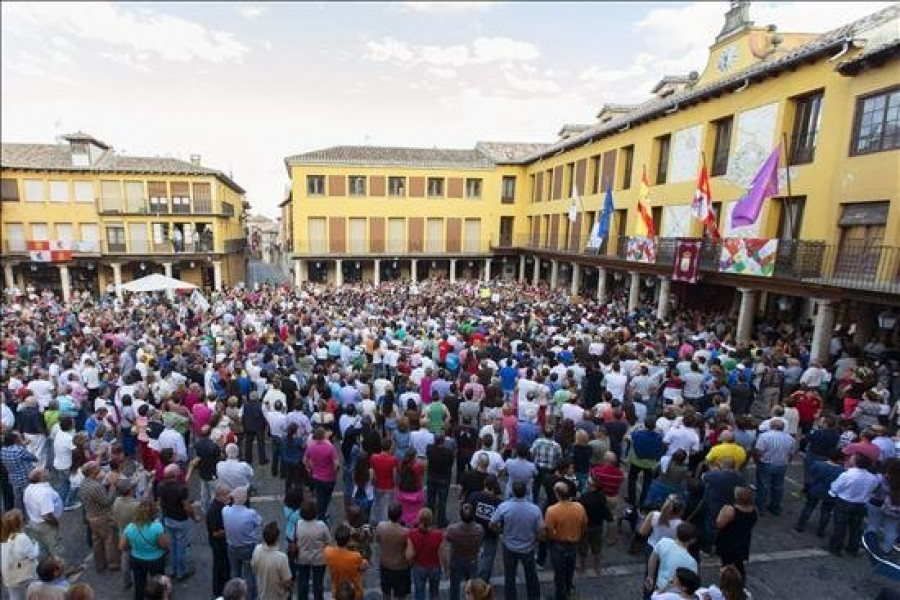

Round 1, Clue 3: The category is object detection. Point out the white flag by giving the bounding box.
[587,221,602,249]
[568,181,580,223]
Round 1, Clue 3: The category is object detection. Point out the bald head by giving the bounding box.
[718,430,734,444]
[770,418,785,431]
[553,481,570,501]
[604,451,617,465]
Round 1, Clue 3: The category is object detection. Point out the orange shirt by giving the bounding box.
[323,546,365,600]
[545,500,587,543]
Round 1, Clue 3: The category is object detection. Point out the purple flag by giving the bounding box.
[731,143,781,228]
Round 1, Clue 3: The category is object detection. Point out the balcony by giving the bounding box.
[298,239,491,257]
[102,237,216,255]
[96,197,223,216]
[501,234,900,294]
[2,239,102,256]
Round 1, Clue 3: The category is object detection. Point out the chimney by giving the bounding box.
[190,154,201,166]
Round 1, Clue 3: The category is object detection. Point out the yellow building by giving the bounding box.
[1,132,248,299]
[285,3,899,361]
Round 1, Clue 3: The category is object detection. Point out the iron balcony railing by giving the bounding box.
[298,239,492,256]
[101,238,216,255]
[2,239,102,255]
[501,234,899,293]
[96,197,221,215]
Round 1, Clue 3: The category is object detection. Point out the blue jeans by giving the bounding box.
[53,468,71,508]
[502,546,540,600]
[755,462,787,515]
[228,544,257,600]
[313,480,335,523]
[163,518,191,578]
[866,502,900,554]
[448,556,477,600]
[795,496,834,535]
[296,564,325,600]
[412,564,441,600]
[426,479,450,528]
[371,488,395,526]
[478,536,499,581]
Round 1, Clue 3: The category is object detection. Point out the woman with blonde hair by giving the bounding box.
[464,578,493,600]
[119,499,170,600]
[571,429,592,494]
[1,509,40,600]
[639,494,685,554]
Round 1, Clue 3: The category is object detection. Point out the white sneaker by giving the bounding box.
[64,502,82,512]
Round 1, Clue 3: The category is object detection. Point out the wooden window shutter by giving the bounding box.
[328,175,345,196]
[408,217,424,252]
[446,218,462,252]
[575,159,587,194]
[369,217,385,253]
[370,176,386,197]
[148,182,168,197]
[408,177,425,198]
[601,150,617,190]
[552,166,564,199]
[329,217,346,253]
[535,172,543,201]
[447,178,464,198]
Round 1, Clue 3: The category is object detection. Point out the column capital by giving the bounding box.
[736,287,756,294]
[814,298,833,307]
[658,274,670,282]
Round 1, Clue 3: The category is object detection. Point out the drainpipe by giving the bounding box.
[828,37,853,62]
[665,102,680,115]
[733,78,750,93]
[617,123,631,133]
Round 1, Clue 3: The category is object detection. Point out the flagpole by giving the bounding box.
[701,151,708,239]
[780,132,795,239]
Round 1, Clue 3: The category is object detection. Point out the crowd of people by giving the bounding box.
[1,276,898,600]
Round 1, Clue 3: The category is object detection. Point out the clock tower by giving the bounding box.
[717,0,754,43]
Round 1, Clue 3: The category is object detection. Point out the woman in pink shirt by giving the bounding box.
[191,399,213,437]
[396,449,425,527]
[304,428,339,522]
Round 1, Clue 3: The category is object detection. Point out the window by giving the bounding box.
[24,179,44,202]
[31,223,49,241]
[621,146,634,190]
[192,183,212,212]
[851,87,900,156]
[106,225,126,252]
[221,201,235,217]
[711,117,733,176]
[49,181,69,202]
[55,223,73,242]
[565,163,575,194]
[776,197,806,240]
[307,175,325,196]
[427,177,444,197]
[148,181,168,213]
[501,176,516,203]
[590,155,601,194]
[101,180,123,212]
[790,91,824,164]
[6,224,25,252]
[80,224,100,252]
[465,178,482,199]
[171,182,190,214]
[388,176,406,197]
[348,176,366,196]
[655,135,671,184]
[74,181,94,203]
[1,178,18,201]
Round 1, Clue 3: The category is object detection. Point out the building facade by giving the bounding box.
[284,3,900,361]
[1,132,248,299]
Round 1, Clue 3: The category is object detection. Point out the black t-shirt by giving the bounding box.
[206,499,226,543]
[579,490,613,527]
[468,490,502,539]
[426,444,455,482]
[461,470,488,502]
[157,479,189,521]
[195,437,221,481]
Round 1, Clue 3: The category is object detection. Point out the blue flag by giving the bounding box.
[598,185,614,240]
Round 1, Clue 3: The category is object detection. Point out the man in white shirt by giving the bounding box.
[158,424,188,464]
[828,453,879,555]
[469,435,505,476]
[663,417,701,457]
[409,425,435,459]
[799,360,829,389]
[23,468,63,556]
[51,417,77,509]
[217,443,254,490]
[604,364,628,402]
[26,373,55,410]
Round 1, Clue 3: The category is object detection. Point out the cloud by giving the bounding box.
[503,70,560,94]
[101,52,153,73]
[396,2,497,14]
[426,67,458,79]
[237,4,267,20]
[363,35,539,67]
[3,2,249,64]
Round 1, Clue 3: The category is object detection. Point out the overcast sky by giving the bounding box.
[1,1,891,217]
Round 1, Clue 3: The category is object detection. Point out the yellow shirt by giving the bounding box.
[706,442,747,469]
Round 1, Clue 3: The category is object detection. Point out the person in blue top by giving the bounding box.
[120,498,170,600]
[499,359,518,401]
[794,449,845,536]
[490,481,544,600]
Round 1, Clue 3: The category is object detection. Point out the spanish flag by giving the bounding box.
[635,165,655,237]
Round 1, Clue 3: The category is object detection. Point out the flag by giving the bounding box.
[731,143,781,228]
[693,165,721,240]
[598,185,614,241]
[567,181,580,223]
[636,165,655,237]
[27,240,71,262]
[672,238,703,283]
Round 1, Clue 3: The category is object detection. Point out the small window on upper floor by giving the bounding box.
[465,178,482,199]
[348,176,367,196]
[307,175,325,196]
[501,176,516,203]
[711,117,733,177]
[1,178,19,201]
[790,90,824,165]
[655,134,671,185]
[427,177,444,197]
[851,86,900,156]
[621,146,634,190]
[388,176,406,197]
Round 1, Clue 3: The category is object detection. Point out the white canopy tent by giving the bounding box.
[120,273,197,293]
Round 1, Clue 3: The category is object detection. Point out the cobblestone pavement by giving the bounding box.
[57,458,891,599]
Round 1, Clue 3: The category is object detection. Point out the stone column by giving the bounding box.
[810,299,836,364]
[373,259,381,286]
[570,263,581,296]
[3,263,14,291]
[597,267,607,304]
[484,258,492,282]
[335,259,343,286]
[450,259,457,283]
[532,257,540,286]
[550,260,559,288]
[410,259,418,282]
[628,271,641,313]
[58,265,71,303]
[736,287,757,344]
[657,275,671,320]
[162,262,174,298]
[294,259,305,287]
[212,260,223,291]
[112,263,123,300]
[518,255,526,283]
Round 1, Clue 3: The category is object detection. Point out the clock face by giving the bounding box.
[717,45,738,73]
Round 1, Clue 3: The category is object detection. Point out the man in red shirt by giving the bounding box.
[590,451,624,544]
[794,389,823,441]
[438,335,451,367]
[370,438,399,525]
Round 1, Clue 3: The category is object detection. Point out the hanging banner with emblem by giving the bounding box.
[672,238,703,283]
[27,240,72,262]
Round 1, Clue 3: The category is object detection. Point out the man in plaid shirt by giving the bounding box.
[530,427,562,504]
[1,431,37,510]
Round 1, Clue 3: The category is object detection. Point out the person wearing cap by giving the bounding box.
[223,486,262,600]
[78,461,121,572]
[112,477,139,588]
